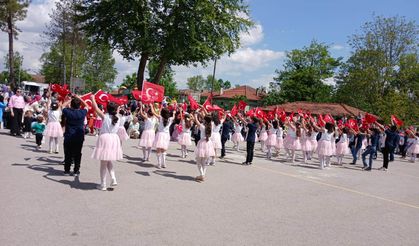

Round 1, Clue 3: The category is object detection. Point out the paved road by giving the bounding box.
[1,129,419,246]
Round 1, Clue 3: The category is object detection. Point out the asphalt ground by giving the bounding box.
[1,129,419,246]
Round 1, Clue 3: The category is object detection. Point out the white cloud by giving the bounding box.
[321,77,337,86]
[331,44,345,50]
[240,24,264,46]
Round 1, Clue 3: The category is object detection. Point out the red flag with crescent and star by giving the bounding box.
[94,90,109,107]
[132,90,142,100]
[391,115,403,126]
[142,81,165,103]
[237,100,247,111]
[203,94,213,112]
[187,95,199,110]
[231,104,238,116]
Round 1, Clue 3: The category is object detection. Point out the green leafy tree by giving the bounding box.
[187,75,206,91]
[82,43,117,92]
[268,41,341,104]
[79,0,253,88]
[3,52,34,84]
[0,0,29,89]
[335,16,418,124]
[120,73,138,90]
[147,60,177,98]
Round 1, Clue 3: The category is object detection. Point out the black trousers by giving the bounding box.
[10,108,23,135]
[246,141,255,163]
[221,137,228,157]
[64,138,84,173]
[382,146,394,169]
[35,133,43,146]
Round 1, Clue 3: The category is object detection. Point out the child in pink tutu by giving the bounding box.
[209,112,224,166]
[152,106,175,169]
[178,109,193,158]
[138,103,157,161]
[307,122,319,160]
[192,112,214,182]
[90,96,123,191]
[116,109,130,144]
[93,104,104,135]
[406,131,419,163]
[300,119,313,163]
[44,100,63,154]
[284,118,302,163]
[265,120,278,159]
[275,121,284,155]
[314,122,335,169]
[232,118,244,151]
[335,128,349,165]
[259,122,268,152]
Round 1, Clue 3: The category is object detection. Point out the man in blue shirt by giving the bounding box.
[380,125,400,171]
[238,114,259,165]
[62,96,88,176]
[220,117,233,158]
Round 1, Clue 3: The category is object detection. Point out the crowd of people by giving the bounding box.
[0,85,418,190]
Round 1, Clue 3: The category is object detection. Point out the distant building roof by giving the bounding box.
[264,101,377,117]
[201,85,264,101]
[30,74,45,84]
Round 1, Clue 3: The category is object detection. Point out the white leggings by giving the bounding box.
[180,145,188,157]
[48,137,59,152]
[142,147,152,160]
[318,155,331,169]
[196,157,208,176]
[100,161,116,186]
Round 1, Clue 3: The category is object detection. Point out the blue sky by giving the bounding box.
[1,0,418,89]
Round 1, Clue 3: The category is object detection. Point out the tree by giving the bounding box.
[3,51,31,84]
[0,0,29,89]
[79,0,253,88]
[120,73,138,90]
[335,16,418,124]
[147,60,177,98]
[187,75,206,91]
[82,43,117,92]
[268,41,341,104]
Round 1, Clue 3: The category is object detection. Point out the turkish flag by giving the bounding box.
[187,95,199,110]
[80,92,94,114]
[391,115,403,126]
[51,84,70,101]
[231,104,238,116]
[108,94,128,105]
[297,108,304,117]
[318,114,325,127]
[132,90,142,100]
[267,111,275,121]
[255,108,265,119]
[324,114,334,124]
[181,103,187,112]
[142,81,165,103]
[365,113,377,124]
[347,119,359,131]
[95,90,109,106]
[203,95,213,112]
[237,100,247,111]
[246,108,255,117]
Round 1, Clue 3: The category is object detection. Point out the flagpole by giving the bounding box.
[211,58,217,95]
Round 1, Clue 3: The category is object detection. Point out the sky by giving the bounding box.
[0,0,418,89]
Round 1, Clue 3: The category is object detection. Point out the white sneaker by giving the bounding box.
[110,179,118,186]
[97,185,107,191]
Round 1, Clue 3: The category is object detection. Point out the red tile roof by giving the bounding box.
[201,85,263,101]
[30,74,45,83]
[263,101,378,118]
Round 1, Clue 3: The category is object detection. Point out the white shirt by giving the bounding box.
[212,123,222,134]
[276,127,283,138]
[268,128,277,135]
[234,124,242,133]
[48,110,61,123]
[310,131,319,141]
[100,114,120,134]
[287,129,296,139]
[200,124,211,139]
[181,120,191,133]
[144,117,157,131]
[157,117,173,133]
[338,133,348,144]
[320,130,333,141]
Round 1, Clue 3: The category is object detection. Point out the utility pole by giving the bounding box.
[211,58,217,94]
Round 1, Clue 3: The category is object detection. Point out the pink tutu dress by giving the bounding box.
[407,137,419,154]
[117,115,130,142]
[91,114,123,161]
[43,110,63,138]
[139,117,157,148]
[153,117,173,150]
[335,133,349,155]
[309,132,319,152]
[300,129,312,152]
[232,124,244,143]
[259,126,268,142]
[94,117,103,129]
[211,123,222,150]
[276,127,284,149]
[284,129,301,150]
[178,120,192,146]
[195,124,215,158]
[266,128,277,147]
[317,130,334,156]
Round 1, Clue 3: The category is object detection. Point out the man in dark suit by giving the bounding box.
[220,117,233,158]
